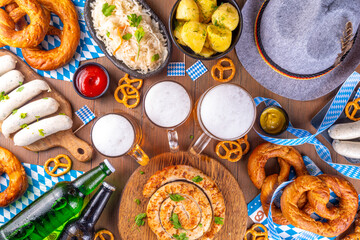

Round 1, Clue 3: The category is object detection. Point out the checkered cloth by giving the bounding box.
[0,163,83,226]
[75,105,95,125]
[167,62,186,76]
[186,60,207,81]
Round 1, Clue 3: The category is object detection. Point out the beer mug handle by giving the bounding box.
[129,144,150,166]
[188,133,211,155]
[167,129,179,153]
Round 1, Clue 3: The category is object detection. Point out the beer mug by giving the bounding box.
[189,83,256,155]
[91,113,149,165]
[144,80,192,153]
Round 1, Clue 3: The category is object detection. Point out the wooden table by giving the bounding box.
[1,0,360,239]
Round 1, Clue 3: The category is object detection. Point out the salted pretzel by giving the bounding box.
[211,58,236,83]
[118,73,143,94]
[345,98,360,121]
[114,84,140,109]
[5,0,80,70]
[95,229,114,240]
[244,223,268,240]
[281,174,358,237]
[0,0,50,48]
[343,215,360,240]
[44,154,72,177]
[216,141,243,162]
[248,143,308,225]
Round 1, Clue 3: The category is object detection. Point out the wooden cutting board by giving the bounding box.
[0,50,93,162]
[118,151,247,240]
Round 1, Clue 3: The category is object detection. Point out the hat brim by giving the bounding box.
[236,0,360,101]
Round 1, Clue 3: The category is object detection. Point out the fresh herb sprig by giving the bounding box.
[127,14,142,27]
[169,193,184,202]
[192,175,203,183]
[102,3,116,17]
[214,216,224,225]
[134,213,146,227]
[173,233,188,240]
[170,213,182,229]
[135,27,145,59]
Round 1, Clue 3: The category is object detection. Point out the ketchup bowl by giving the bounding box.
[73,62,110,100]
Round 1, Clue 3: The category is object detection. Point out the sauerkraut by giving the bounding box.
[91,0,168,74]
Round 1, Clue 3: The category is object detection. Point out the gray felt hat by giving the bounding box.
[236,0,360,101]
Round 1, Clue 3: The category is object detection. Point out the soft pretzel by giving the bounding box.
[6,0,80,70]
[0,146,28,207]
[343,216,360,240]
[281,175,358,237]
[0,0,50,48]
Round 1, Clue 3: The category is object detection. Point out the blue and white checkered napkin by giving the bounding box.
[248,157,338,240]
[167,62,186,76]
[0,163,83,225]
[253,72,360,181]
[186,60,207,81]
[75,105,95,125]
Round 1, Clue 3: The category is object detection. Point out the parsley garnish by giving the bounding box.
[127,14,142,27]
[134,199,141,205]
[122,33,132,40]
[151,54,159,62]
[198,223,203,227]
[134,27,145,59]
[173,233,188,240]
[190,135,194,139]
[20,113,27,119]
[20,123,28,129]
[16,86,24,92]
[106,31,110,37]
[19,81,23,85]
[170,213,182,229]
[140,171,145,175]
[35,116,40,121]
[102,3,116,17]
[214,217,224,225]
[12,109,18,115]
[0,92,9,101]
[134,213,146,227]
[59,113,66,115]
[43,97,48,100]
[192,175,203,183]
[38,129,45,136]
[169,193,184,202]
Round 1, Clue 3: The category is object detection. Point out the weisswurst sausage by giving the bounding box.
[328,121,360,140]
[0,55,16,76]
[0,70,24,94]
[332,140,360,159]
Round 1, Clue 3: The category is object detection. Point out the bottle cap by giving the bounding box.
[104,159,115,173]
[102,182,116,191]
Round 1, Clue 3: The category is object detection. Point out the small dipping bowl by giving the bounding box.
[259,106,289,136]
[73,62,110,100]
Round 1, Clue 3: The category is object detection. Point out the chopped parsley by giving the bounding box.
[0,91,9,101]
[16,86,24,92]
[59,113,66,115]
[198,223,203,227]
[19,81,23,85]
[102,3,116,17]
[169,193,184,202]
[12,109,18,115]
[127,14,142,28]
[192,175,203,183]
[170,213,182,229]
[20,123,28,129]
[43,97,48,100]
[134,199,141,205]
[140,171,145,175]
[214,217,224,225]
[122,33,132,40]
[173,233,188,240]
[38,129,45,136]
[106,31,110,37]
[134,213,146,227]
[20,113,27,119]
[151,54,159,62]
[190,135,194,139]
[35,116,40,122]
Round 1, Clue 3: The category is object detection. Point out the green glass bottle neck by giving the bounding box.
[72,161,113,196]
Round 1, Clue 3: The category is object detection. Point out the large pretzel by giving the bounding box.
[95,229,114,240]
[343,215,360,240]
[345,98,360,121]
[118,73,143,95]
[44,154,72,177]
[244,223,268,240]
[211,58,236,83]
[114,84,140,109]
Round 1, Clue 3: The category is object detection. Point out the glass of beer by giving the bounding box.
[144,80,192,152]
[91,113,149,165]
[189,83,256,155]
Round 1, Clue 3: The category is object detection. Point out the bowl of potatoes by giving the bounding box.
[169,0,242,60]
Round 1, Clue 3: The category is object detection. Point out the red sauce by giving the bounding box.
[75,65,108,98]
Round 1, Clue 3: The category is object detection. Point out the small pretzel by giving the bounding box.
[211,58,236,83]
[44,154,72,177]
[95,229,114,240]
[237,135,250,155]
[118,73,143,95]
[114,84,140,109]
[215,141,243,162]
[345,98,360,121]
[245,224,268,240]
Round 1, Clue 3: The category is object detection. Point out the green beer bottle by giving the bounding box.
[0,160,115,240]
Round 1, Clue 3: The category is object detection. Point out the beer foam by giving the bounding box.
[145,81,191,128]
[200,84,255,140]
[92,114,135,156]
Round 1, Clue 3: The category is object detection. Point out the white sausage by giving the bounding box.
[1,98,59,138]
[332,140,360,159]
[13,115,73,146]
[0,80,50,121]
[0,55,16,76]
[328,121,360,140]
[0,70,24,94]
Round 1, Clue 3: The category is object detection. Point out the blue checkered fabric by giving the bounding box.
[75,105,95,125]
[186,60,207,81]
[353,88,360,100]
[0,163,83,225]
[167,62,186,76]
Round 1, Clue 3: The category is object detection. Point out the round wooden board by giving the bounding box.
[118,151,247,240]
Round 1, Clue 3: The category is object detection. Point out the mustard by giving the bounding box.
[260,107,287,135]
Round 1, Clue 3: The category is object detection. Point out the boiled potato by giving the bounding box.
[173,22,187,46]
[207,24,232,52]
[181,21,207,53]
[204,36,211,48]
[195,0,217,23]
[176,0,200,22]
[199,47,216,57]
[212,3,239,31]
